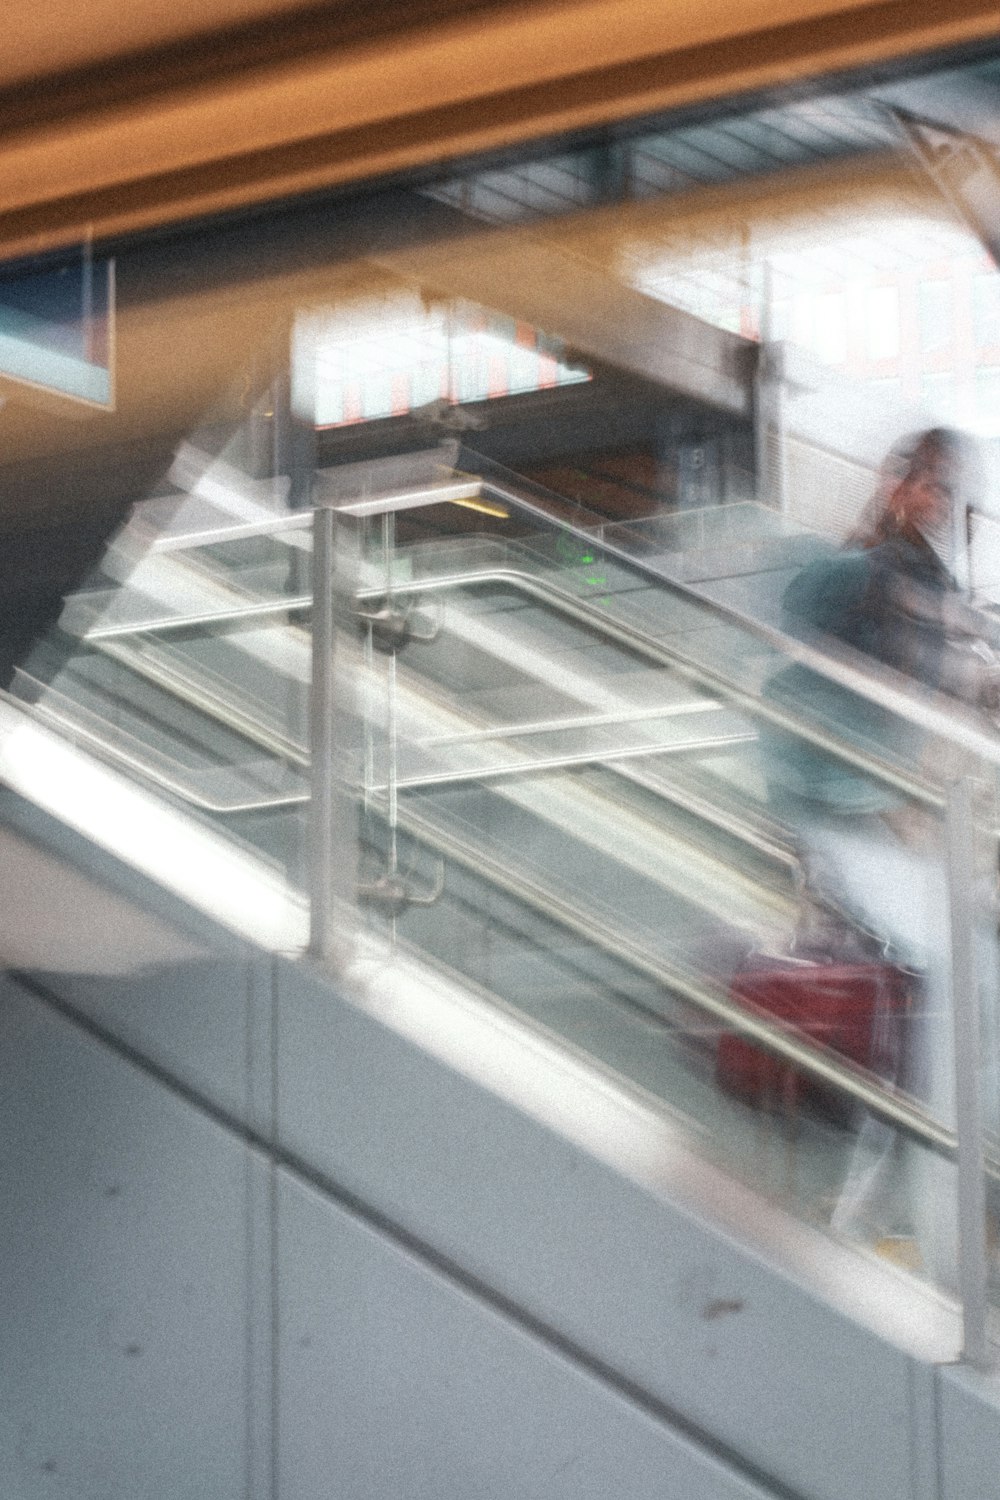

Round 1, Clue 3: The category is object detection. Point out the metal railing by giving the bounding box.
[72,466,1000,771]
[309,470,1000,1369]
[32,463,1000,1363]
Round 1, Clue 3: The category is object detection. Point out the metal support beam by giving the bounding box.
[945,775,992,1370]
[308,504,337,963]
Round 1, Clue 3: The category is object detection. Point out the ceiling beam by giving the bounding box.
[0,0,998,258]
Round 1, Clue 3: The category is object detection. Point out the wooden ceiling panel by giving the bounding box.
[0,0,997,258]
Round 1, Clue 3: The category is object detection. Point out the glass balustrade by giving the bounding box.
[4,38,1000,1362]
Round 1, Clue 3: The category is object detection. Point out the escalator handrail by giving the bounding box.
[74,535,941,813]
[0,672,975,1178]
[355,563,942,809]
[65,542,898,869]
[475,471,1000,771]
[380,796,984,1175]
[24,560,994,1176]
[59,616,797,871]
[81,466,1000,776]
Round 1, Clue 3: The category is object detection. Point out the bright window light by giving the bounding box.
[296,294,590,428]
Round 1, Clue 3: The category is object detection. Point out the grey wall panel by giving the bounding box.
[274,957,929,1500]
[276,1169,773,1500]
[41,952,273,1131]
[938,1365,1000,1500]
[0,974,260,1500]
[0,793,273,1133]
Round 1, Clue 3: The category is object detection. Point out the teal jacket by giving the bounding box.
[762,535,950,814]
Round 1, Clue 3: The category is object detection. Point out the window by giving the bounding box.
[814,292,847,365]
[917,279,951,354]
[0,252,115,408]
[973,272,1000,349]
[866,285,899,361]
[975,365,1000,427]
[921,369,955,418]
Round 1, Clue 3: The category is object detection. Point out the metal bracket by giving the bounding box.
[355,595,440,653]
[358,858,445,917]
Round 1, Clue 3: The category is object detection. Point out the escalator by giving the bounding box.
[0,444,973,1269]
[6,427,1000,1500]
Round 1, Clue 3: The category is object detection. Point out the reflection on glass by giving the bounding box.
[300,294,590,429]
[0,246,114,407]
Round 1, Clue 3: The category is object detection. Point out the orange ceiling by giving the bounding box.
[0,0,998,257]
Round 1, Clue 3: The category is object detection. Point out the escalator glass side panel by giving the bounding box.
[326,480,999,1309]
[10,38,1000,1337]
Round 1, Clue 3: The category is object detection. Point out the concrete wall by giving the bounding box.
[2,823,1000,1500]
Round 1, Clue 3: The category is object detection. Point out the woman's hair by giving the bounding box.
[848,427,970,550]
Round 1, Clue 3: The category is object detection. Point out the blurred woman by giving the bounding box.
[764,427,998,1287]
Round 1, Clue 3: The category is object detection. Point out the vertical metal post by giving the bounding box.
[755,263,772,507]
[772,348,788,516]
[754,263,788,515]
[81,231,95,365]
[382,510,399,882]
[309,503,336,961]
[945,775,992,1369]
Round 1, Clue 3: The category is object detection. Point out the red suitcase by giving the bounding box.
[716,953,910,1112]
